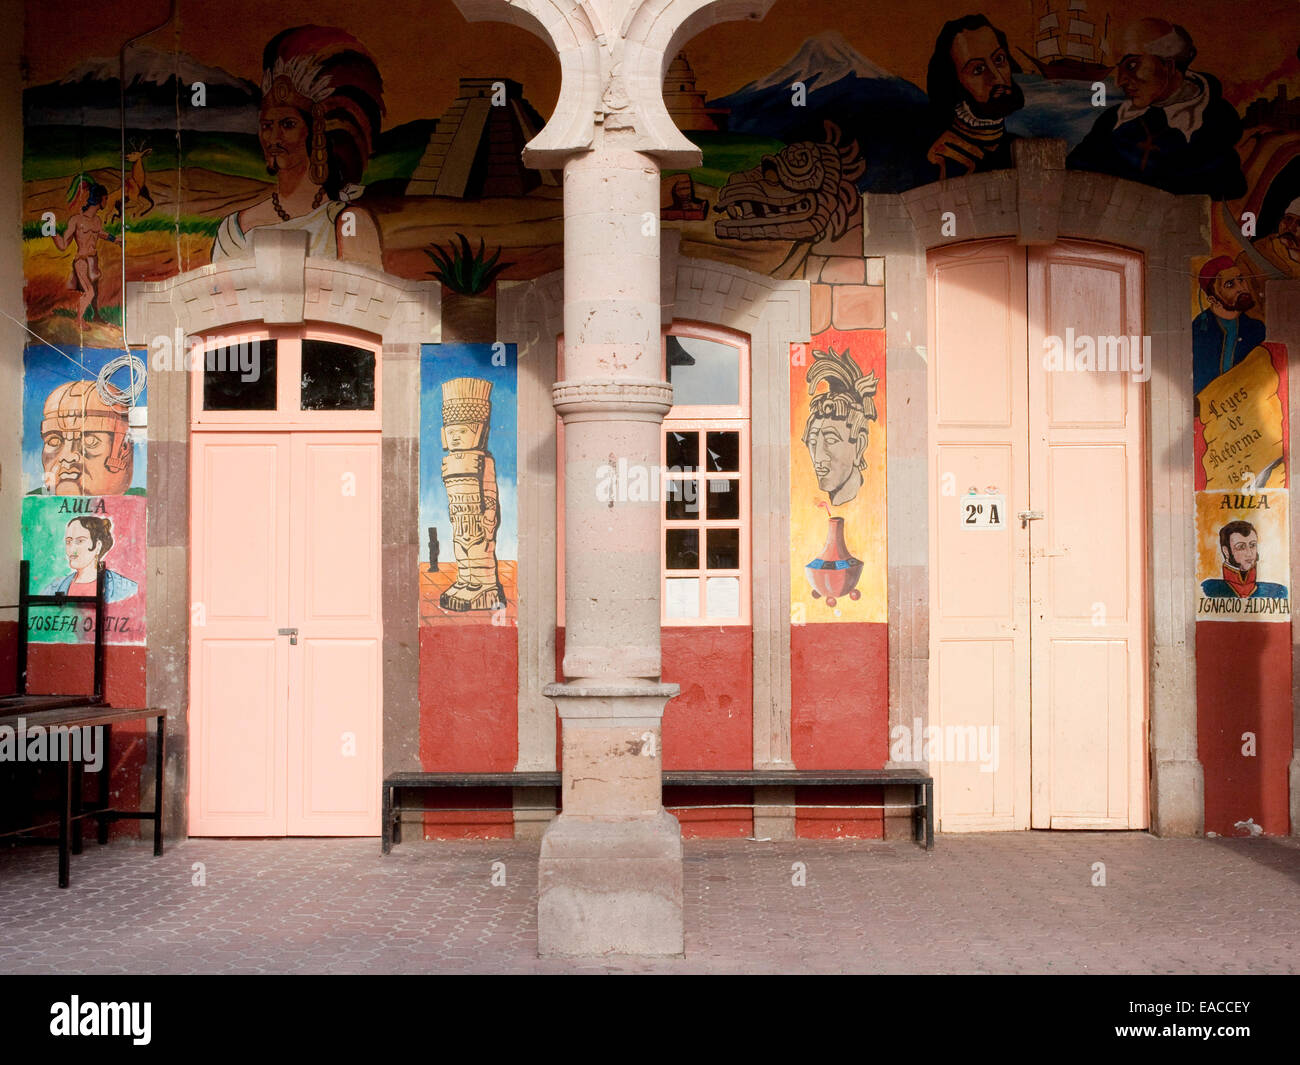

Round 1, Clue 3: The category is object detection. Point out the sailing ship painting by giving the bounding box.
[1019,0,1111,81]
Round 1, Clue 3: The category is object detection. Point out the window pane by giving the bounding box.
[665,479,699,520]
[666,578,700,619]
[665,528,699,570]
[706,577,740,618]
[705,431,740,472]
[301,340,375,411]
[705,478,739,520]
[667,336,739,406]
[706,528,739,569]
[203,339,276,410]
[665,430,697,470]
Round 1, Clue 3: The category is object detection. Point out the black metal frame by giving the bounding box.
[2,562,163,887]
[0,708,165,888]
[14,559,107,702]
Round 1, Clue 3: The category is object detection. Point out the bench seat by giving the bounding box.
[382,769,934,852]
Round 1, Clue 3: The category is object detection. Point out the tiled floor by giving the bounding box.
[1,832,1297,973]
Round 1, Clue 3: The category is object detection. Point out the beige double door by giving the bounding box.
[189,432,382,836]
[928,239,1148,831]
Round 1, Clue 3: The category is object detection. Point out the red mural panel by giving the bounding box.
[791,622,888,838]
[661,626,752,771]
[791,621,888,770]
[418,626,518,838]
[795,785,884,839]
[419,626,517,771]
[1197,622,1293,836]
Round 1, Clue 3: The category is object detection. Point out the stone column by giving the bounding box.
[541,139,683,956]
[453,0,775,956]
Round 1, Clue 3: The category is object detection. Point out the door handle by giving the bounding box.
[1017,510,1044,529]
[277,627,298,646]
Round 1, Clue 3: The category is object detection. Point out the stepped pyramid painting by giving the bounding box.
[664,53,729,132]
[405,77,560,198]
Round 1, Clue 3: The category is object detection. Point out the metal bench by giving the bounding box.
[382,768,934,853]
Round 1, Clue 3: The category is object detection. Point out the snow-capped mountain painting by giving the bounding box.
[707,30,935,193]
[25,47,259,132]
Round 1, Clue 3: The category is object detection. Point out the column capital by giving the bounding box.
[552,376,674,421]
[452,0,776,167]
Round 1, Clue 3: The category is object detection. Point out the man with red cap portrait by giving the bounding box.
[1192,256,1265,395]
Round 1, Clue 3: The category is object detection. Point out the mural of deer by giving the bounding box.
[110,140,154,222]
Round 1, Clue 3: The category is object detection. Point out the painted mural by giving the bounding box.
[20,345,147,646]
[791,332,887,623]
[16,1,1299,822]
[419,343,518,626]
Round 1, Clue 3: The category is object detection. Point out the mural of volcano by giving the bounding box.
[706,31,935,193]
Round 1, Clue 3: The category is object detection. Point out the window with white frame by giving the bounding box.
[555,325,751,627]
[190,329,381,430]
[660,328,750,625]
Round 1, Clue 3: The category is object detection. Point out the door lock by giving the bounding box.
[1017,510,1044,529]
[277,627,299,646]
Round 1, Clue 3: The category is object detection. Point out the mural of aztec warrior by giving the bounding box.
[924,14,1025,179]
[439,377,506,612]
[1201,520,1288,600]
[211,25,385,264]
[802,346,879,507]
[714,120,865,275]
[36,379,135,497]
[1066,18,1246,201]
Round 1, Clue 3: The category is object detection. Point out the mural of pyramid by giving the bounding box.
[405,77,560,197]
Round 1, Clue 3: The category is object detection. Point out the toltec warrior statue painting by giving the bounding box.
[439,377,506,612]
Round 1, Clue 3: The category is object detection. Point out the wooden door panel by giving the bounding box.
[289,638,380,833]
[190,435,289,835]
[934,445,1018,622]
[1029,242,1147,830]
[929,241,1031,832]
[1043,444,1133,621]
[1039,258,1131,428]
[194,639,285,827]
[932,254,1021,429]
[935,638,1018,829]
[287,435,381,835]
[1047,639,1131,826]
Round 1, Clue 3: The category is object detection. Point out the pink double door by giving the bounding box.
[189,433,382,835]
[928,239,1148,831]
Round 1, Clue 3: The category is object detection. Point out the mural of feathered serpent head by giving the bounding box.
[714,120,865,246]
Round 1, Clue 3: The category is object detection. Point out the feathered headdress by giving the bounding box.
[260,26,385,194]
[806,345,878,421]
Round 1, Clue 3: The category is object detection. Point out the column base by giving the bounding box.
[1149,756,1205,837]
[538,809,683,957]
